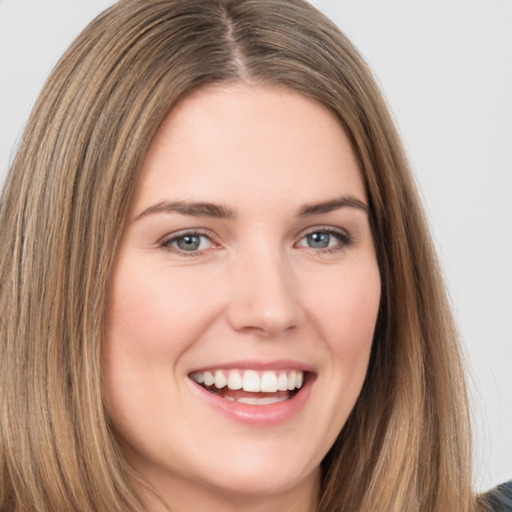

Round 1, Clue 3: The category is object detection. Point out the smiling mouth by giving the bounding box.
[189,369,305,405]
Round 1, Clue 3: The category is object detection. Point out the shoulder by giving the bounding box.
[481,481,512,511]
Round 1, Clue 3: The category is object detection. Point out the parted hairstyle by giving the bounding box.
[0,0,484,510]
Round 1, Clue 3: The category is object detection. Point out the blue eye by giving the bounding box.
[162,232,214,254]
[296,228,350,252]
[175,234,202,251]
[305,232,331,249]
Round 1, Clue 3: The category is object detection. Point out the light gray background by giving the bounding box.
[1,0,511,493]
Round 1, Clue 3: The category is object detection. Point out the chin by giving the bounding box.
[194,462,319,504]
[191,441,321,499]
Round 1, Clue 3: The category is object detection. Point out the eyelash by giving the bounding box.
[295,226,352,254]
[159,229,218,257]
[158,226,352,256]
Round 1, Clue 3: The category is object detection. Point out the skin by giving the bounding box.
[103,84,381,512]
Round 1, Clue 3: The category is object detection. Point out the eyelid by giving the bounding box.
[299,224,349,236]
[157,224,352,257]
[294,225,352,251]
[158,228,220,256]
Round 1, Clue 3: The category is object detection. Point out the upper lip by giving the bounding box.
[188,359,315,374]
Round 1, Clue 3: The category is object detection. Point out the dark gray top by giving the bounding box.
[482,481,512,511]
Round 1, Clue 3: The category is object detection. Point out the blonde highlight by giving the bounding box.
[0,1,481,510]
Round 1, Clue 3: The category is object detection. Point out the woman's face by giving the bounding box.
[103,84,381,509]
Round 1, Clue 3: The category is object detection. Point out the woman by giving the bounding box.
[0,0,509,510]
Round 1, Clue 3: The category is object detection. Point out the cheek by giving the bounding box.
[102,262,220,449]
[105,262,219,359]
[309,260,380,394]
[308,262,381,352]
[298,261,381,451]
[102,262,221,428]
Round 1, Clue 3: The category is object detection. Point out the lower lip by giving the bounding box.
[189,376,314,426]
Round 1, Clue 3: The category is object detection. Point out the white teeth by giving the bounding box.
[190,372,204,384]
[242,370,260,392]
[191,369,305,393]
[277,372,288,391]
[214,370,227,389]
[227,370,242,390]
[287,370,296,390]
[260,371,278,392]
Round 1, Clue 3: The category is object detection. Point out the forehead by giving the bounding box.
[131,84,366,214]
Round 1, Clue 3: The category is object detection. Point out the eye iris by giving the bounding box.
[307,232,330,248]
[177,235,200,251]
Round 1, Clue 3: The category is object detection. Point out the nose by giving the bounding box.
[226,249,302,338]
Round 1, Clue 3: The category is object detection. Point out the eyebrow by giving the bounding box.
[134,195,368,222]
[134,201,236,221]
[298,196,369,216]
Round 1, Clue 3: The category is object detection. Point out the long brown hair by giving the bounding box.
[0,0,479,510]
